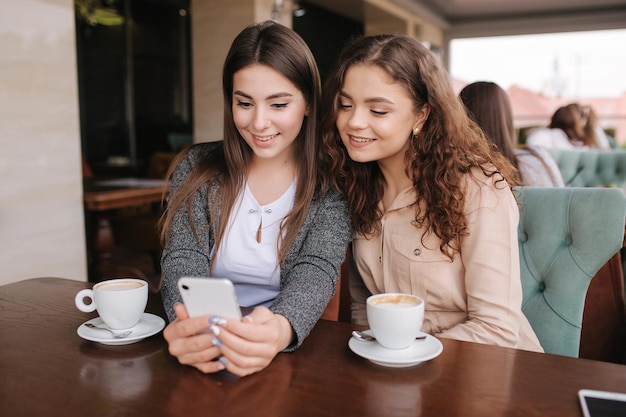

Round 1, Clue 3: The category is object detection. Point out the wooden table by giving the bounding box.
[83,178,169,282]
[2,278,626,417]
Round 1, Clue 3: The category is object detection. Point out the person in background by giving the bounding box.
[322,34,543,352]
[550,105,588,146]
[459,81,565,187]
[526,105,583,149]
[159,21,351,377]
[566,103,611,150]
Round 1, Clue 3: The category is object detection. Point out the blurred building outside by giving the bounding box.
[452,78,626,146]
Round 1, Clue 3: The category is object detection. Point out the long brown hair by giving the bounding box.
[459,81,519,166]
[565,102,599,148]
[550,105,586,145]
[457,81,552,184]
[160,21,323,266]
[322,34,519,258]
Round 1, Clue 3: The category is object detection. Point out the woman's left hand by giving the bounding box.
[211,306,294,377]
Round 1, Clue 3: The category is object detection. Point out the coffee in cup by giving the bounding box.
[75,278,148,330]
[366,293,424,349]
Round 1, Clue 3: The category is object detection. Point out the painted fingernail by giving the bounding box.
[218,356,228,368]
[209,316,227,326]
[209,325,221,336]
[212,337,222,348]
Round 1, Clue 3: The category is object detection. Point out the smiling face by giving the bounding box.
[335,64,428,168]
[232,64,308,164]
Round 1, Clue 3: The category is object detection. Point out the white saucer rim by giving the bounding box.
[348,329,443,367]
[77,312,165,346]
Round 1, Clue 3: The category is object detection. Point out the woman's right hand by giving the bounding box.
[163,303,228,373]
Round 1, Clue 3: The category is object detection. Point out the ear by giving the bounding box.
[412,104,430,132]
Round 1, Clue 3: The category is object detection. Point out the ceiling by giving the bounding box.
[416,0,626,22]
[306,0,626,39]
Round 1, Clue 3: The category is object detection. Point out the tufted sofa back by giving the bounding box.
[546,149,626,187]
[516,187,626,357]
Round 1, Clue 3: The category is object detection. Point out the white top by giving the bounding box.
[212,180,296,307]
[514,147,565,187]
[526,128,580,150]
[595,126,611,150]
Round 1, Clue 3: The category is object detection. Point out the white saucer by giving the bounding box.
[348,329,443,368]
[77,313,166,346]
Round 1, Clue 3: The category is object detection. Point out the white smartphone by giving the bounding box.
[579,389,626,417]
[177,277,242,320]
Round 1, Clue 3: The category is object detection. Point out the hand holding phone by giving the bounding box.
[177,277,242,320]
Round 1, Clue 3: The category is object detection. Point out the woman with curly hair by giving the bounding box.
[321,34,542,351]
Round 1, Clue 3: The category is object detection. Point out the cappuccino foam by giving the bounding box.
[369,294,420,306]
[375,301,417,309]
[98,281,144,291]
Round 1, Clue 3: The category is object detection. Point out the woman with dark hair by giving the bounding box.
[550,105,587,146]
[459,81,564,187]
[322,34,542,351]
[526,104,599,150]
[159,21,351,376]
[565,103,611,149]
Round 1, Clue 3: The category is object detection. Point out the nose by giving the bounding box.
[252,107,270,131]
[346,107,367,130]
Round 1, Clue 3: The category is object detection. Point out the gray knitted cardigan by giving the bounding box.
[160,143,352,351]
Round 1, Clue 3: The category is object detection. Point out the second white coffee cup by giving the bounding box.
[75,278,148,330]
[366,293,424,349]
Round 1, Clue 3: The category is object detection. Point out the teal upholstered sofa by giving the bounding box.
[335,186,626,358]
[516,187,626,357]
[546,149,626,187]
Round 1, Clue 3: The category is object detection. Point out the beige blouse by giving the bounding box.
[350,172,544,353]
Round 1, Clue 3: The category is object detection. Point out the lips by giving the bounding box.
[253,133,279,142]
[348,134,376,146]
[350,135,373,143]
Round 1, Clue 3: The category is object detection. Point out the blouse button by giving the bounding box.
[378,256,382,263]
[413,248,421,256]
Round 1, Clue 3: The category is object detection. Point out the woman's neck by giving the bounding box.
[247,155,297,206]
[378,156,413,212]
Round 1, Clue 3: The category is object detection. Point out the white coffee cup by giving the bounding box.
[366,293,425,349]
[75,278,148,330]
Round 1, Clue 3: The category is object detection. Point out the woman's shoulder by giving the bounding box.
[175,141,224,172]
[185,141,223,161]
[313,186,348,207]
[526,128,574,149]
[515,145,551,158]
[463,167,514,211]
[169,141,225,187]
[308,187,350,227]
[514,146,565,187]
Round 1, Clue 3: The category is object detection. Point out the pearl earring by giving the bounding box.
[413,126,420,137]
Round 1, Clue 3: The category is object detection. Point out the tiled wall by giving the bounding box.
[191,0,293,143]
[0,0,287,286]
[0,0,437,286]
[0,0,87,285]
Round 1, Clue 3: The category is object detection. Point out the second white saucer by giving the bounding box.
[77,313,166,346]
[348,329,443,368]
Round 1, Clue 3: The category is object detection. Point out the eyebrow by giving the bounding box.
[233,90,294,100]
[339,91,394,105]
